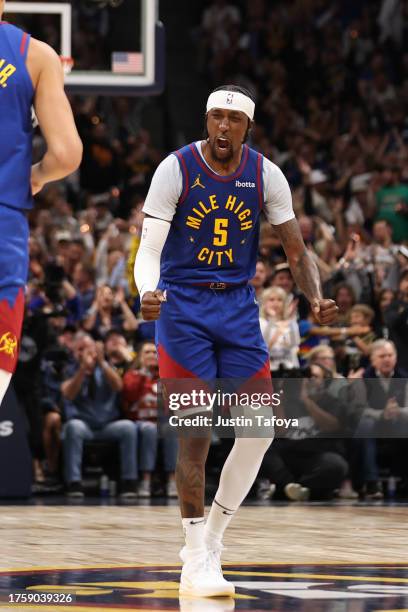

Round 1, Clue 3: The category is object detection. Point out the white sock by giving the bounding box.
[0,369,12,407]
[205,437,273,546]
[205,500,235,548]
[182,517,206,551]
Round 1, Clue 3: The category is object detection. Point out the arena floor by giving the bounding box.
[1,500,407,611]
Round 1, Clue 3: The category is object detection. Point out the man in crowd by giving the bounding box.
[61,332,137,499]
[260,362,348,501]
[354,339,408,498]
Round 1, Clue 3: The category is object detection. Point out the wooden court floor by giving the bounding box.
[1,503,408,611]
[1,503,407,568]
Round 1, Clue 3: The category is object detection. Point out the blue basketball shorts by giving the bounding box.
[0,205,29,372]
[155,281,270,380]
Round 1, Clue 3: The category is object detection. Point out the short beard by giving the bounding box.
[209,138,234,164]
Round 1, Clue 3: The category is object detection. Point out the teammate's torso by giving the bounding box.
[161,142,264,284]
[0,23,34,211]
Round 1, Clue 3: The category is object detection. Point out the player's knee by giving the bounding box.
[234,436,273,456]
[258,436,274,454]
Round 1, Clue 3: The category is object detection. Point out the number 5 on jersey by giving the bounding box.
[213,218,229,246]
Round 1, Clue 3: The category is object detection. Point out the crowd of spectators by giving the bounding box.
[8,0,408,502]
[196,0,408,501]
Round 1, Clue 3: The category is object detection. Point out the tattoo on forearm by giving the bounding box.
[273,219,322,303]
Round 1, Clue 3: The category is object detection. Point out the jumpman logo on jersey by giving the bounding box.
[191,174,205,189]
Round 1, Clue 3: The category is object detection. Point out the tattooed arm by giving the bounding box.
[273,219,321,302]
[273,218,338,324]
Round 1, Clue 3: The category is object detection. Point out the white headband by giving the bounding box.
[206,90,255,121]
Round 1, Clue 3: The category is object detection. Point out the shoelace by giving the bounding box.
[182,545,225,577]
[206,544,225,574]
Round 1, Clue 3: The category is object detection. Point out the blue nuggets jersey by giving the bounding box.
[160,142,264,284]
[0,23,33,211]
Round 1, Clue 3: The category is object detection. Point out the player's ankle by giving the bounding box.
[204,527,223,548]
[182,517,206,551]
[205,535,223,550]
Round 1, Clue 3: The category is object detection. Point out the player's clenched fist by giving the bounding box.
[141,289,166,321]
[312,299,338,325]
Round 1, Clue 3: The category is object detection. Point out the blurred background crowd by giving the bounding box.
[9,0,408,502]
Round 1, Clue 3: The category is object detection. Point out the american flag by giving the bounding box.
[112,52,144,74]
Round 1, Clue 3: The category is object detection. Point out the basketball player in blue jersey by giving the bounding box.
[0,1,82,406]
[135,85,338,598]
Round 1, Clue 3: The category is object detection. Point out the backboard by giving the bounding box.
[4,0,165,95]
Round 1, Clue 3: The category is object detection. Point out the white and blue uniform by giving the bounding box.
[143,141,294,380]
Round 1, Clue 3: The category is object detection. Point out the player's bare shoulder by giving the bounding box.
[26,38,63,89]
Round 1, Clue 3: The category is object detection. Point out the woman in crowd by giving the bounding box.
[259,286,300,373]
[373,288,395,339]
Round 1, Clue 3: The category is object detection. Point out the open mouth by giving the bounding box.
[216,136,231,152]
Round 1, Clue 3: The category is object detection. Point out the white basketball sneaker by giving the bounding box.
[179,545,235,597]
